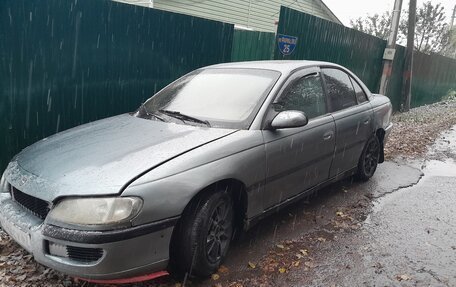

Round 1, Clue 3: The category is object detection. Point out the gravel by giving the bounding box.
[1,99,456,287]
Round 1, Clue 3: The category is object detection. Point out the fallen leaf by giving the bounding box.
[248,261,256,269]
[16,274,27,281]
[218,265,229,274]
[263,265,275,272]
[211,274,220,280]
[336,211,344,216]
[279,267,286,273]
[299,249,309,256]
[276,244,285,249]
[292,260,300,267]
[317,237,326,242]
[396,274,411,281]
[304,261,315,268]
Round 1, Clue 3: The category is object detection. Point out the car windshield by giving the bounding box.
[138,68,281,129]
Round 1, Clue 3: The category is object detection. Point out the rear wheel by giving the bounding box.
[356,136,380,181]
[171,189,234,277]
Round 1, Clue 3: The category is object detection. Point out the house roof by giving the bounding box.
[316,0,343,25]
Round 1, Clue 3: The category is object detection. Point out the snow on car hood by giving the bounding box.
[5,114,236,202]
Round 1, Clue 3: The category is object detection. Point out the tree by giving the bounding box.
[351,1,451,55]
[399,1,450,54]
[350,12,392,40]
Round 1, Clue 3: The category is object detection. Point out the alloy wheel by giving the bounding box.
[206,201,232,264]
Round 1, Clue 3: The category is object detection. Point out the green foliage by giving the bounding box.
[350,12,392,40]
[442,89,456,102]
[351,1,451,55]
[399,1,450,54]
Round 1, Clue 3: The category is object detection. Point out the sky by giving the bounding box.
[323,0,455,26]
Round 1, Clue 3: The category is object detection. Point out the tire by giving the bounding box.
[171,189,234,277]
[356,135,381,181]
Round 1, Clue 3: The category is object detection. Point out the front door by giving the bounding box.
[262,69,336,209]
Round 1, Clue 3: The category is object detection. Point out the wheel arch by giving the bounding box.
[168,178,248,273]
[178,178,248,231]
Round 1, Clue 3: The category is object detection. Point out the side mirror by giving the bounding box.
[270,110,308,130]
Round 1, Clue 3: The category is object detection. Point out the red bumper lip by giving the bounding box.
[76,270,169,284]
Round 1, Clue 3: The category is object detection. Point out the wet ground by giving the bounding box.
[1,126,455,286]
[186,127,456,287]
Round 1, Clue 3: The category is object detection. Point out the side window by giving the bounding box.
[322,68,357,112]
[350,77,368,103]
[275,73,326,119]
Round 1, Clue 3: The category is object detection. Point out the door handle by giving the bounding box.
[363,118,370,125]
[323,131,333,141]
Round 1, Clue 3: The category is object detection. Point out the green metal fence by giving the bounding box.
[411,52,456,107]
[231,29,275,62]
[275,6,386,93]
[387,47,456,110]
[0,0,234,172]
[275,6,456,111]
[1,1,456,173]
[386,45,407,110]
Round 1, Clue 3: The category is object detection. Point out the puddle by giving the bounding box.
[422,159,456,177]
[422,125,456,177]
[367,125,456,221]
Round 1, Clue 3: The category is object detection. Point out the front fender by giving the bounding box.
[121,130,266,225]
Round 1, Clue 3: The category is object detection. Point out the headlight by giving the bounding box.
[0,171,9,193]
[47,197,142,230]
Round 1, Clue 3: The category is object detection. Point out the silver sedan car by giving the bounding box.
[0,61,392,283]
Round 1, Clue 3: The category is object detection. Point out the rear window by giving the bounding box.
[322,68,357,112]
[350,77,368,103]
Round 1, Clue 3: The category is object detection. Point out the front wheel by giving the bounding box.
[171,190,234,277]
[356,136,380,181]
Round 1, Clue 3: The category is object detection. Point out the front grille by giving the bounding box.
[67,246,104,263]
[11,186,50,219]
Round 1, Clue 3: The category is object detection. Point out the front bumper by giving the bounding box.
[0,193,175,280]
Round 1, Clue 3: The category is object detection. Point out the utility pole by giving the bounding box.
[451,5,456,59]
[401,0,416,112]
[379,0,403,96]
[451,5,455,29]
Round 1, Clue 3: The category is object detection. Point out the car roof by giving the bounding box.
[206,60,341,74]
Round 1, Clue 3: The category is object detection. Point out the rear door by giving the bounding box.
[321,68,374,178]
[262,68,336,209]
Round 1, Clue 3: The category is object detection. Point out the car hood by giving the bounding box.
[5,114,237,202]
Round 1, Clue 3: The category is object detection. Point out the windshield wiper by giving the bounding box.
[158,109,211,127]
[138,105,166,122]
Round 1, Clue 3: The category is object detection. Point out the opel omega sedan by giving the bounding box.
[0,61,392,282]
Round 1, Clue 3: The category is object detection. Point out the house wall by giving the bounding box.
[115,0,340,32]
